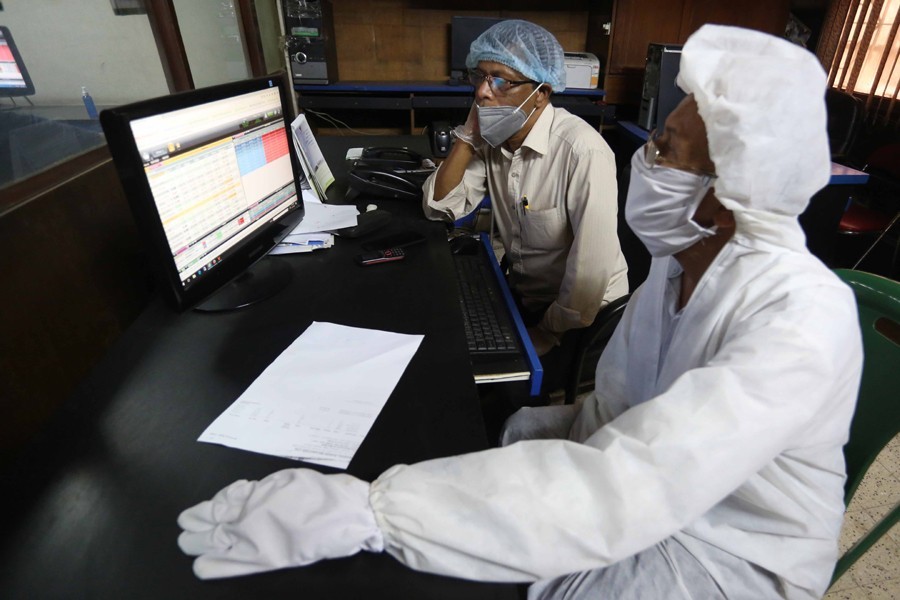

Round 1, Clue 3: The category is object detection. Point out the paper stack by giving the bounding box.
[269,199,358,255]
[271,114,360,255]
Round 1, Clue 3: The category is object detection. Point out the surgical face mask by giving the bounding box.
[477,83,542,148]
[625,148,717,257]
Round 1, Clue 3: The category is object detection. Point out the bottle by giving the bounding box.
[82,86,98,119]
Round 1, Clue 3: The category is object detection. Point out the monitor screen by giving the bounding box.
[0,26,35,97]
[101,74,305,312]
[450,16,505,79]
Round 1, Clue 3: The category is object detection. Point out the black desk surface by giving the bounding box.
[0,135,519,599]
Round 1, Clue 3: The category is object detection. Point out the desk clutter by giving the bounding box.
[267,200,357,255]
[275,126,411,253]
[277,122,434,253]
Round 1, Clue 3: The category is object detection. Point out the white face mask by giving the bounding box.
[625,148,718,257]
[476,83,542,148]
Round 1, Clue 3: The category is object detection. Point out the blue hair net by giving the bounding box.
[466,20,566,92]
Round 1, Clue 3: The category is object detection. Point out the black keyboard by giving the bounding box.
[453,252,522,356]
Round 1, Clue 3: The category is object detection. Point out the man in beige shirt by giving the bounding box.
[422,20,628,396]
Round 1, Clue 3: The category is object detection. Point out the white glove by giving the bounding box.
[451,101,482,149]
[177,468,384,579]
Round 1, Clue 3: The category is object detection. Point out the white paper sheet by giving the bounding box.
[289,201,358,234]
[198,322,424,469]
[302,188,323,205]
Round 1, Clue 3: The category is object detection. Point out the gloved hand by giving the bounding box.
[177,468,384,579]
[452,101,482,149]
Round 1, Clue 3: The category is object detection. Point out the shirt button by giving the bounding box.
[511,172,519,178]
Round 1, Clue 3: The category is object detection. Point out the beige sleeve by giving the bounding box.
[421,153,489,223]
[541,147,627,335]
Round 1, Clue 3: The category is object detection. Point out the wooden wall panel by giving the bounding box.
[678,0,791,39]
[326,0,791,104]
[603,0,791,105]
[331,1,590,82]
[0,153,152,464]
[607,0,686,73]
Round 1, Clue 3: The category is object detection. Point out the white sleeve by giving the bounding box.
[421,152,488,223]
[368,283,861,583]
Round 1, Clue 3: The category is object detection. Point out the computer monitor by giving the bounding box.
[0,26,35,97]
[101,74,306,312]
[449,16,505,84]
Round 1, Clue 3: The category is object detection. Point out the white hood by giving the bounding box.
[676,24,831,249]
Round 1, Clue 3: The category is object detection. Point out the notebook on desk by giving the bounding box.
[451,234,543,395]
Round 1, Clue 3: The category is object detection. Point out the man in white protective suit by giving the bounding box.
[177,25,863,599]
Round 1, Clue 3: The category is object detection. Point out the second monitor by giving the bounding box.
[0,26,35,98]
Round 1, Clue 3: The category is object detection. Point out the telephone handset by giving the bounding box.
[346,146,435,202]
[359,146,424,168]
[346,168,423,201]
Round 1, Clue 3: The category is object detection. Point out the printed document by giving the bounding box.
[291,113,334,200]
[288,201,358,234]
[197,322,424,469]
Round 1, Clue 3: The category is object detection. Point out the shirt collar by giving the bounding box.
[521,103,554,155]
[499,104,553,158]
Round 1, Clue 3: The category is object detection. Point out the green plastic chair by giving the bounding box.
[830,269,900,585]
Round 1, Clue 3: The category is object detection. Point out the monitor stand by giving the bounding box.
[194,258,292,312]
[0,95,34,110]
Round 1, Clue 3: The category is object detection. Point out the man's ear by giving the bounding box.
[535,84,551,108]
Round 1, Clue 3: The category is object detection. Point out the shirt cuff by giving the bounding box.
[540,302,587,336]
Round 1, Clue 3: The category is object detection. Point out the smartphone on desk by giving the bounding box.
[361,230,427,252]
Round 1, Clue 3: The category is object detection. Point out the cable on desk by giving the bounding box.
[303,108,380,136]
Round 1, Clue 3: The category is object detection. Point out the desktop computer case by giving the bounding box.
[638,43,684,131]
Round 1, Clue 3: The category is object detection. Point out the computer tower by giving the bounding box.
[282,0,337,85]
[637,44,684,131]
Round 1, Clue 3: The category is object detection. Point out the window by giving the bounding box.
[0,5,168,190]
[0,0,279,196]
[819,0,899,125]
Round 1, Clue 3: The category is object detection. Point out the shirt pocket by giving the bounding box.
[518,206,566,251]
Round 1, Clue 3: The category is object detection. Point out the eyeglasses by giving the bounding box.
[467,69,536,95]
[644,130,717,179]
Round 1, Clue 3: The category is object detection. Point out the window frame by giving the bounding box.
[818,0,900,126]
[2,0,270,211]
